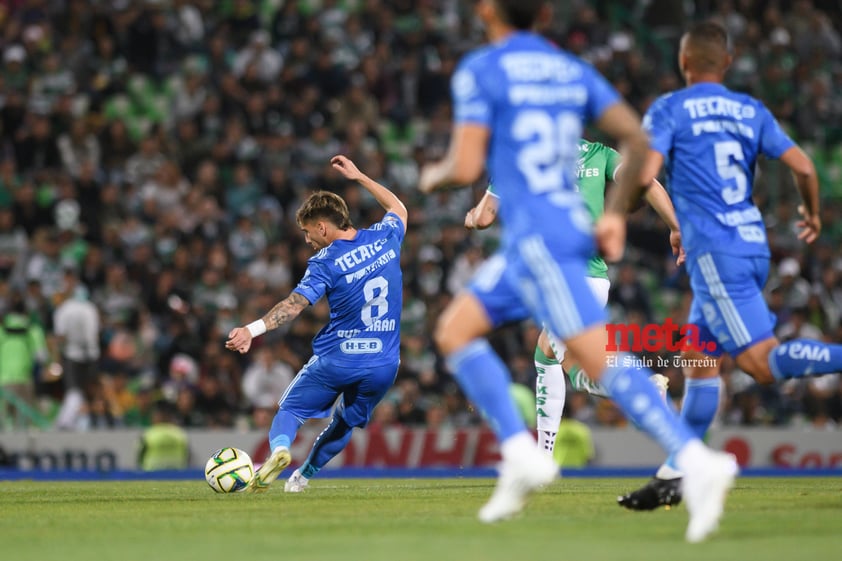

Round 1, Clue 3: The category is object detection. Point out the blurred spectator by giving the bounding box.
[76,390,120,430]
[446,241,484,295]
[57,118,101,179]
[393,378,426,425]
[610,263,653,320]
[232,30,282,84]
[509,383,537,429]
[0,296,47,425]
[194,373,236,428]
[137,400,190,471]
[51,268,100,430]
[2,44,29,92]
[13,113,61,174]
[554,405,595,468]
[241,347,294,411]
[767,257,812,310]
[0,206,27,278]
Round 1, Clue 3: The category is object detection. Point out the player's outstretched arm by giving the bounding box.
[779,146,821,243]
[331,154,408,232]
[598,102,651,214]
[594,101,651,261]
[466,190,499,230]
[642,179,686,265]
[225,292,310,354]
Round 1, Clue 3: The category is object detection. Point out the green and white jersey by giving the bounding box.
[487,139,618,279]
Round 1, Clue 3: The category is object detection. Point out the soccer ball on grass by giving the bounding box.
[205,447,254,493]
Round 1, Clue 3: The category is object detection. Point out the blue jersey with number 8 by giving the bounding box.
[643,82,794,258]
[293,213,404,367]
[452,32,620,249]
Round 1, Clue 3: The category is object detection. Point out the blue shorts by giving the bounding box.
[467,233,605,340]
[278,355,398,428]
[686,252,776,357]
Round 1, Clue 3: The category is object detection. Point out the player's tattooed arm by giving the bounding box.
[262,292,310,330]
[226,292,310,354]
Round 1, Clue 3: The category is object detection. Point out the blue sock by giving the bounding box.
[664,377,720,471]
[768,339,842,379]
[269,409,304,451]
[300,416,353,479]
[446,339,526,441]
[601,355,697,457]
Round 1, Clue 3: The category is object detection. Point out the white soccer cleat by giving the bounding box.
[649,373,669,402]
[284,469,310,493]
[682,449,738,543]
[247,447,291,493]
[478,445,558,523]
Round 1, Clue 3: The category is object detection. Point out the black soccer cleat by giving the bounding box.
[617,477,683,511]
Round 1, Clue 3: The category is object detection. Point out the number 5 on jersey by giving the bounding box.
[715,140,747,205]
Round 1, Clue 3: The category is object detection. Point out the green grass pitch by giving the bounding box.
[2,478,840,561]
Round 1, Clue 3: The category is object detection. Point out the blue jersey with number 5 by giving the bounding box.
[643,82,795,258]
[293,213,404,367]
[452,32,620,248]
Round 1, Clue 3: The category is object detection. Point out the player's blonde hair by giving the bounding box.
[296,191,353,230]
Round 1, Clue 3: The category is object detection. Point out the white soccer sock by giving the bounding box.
[535,358,566,456]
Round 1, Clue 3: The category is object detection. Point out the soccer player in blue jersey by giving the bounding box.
[467,165,678,458]
[226,155,407,493]
[419,0,736,542]
[611,21,842,510]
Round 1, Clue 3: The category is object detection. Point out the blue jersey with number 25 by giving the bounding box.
[643,82,795,258]
[452,32,620,249]
[293,213,404,367]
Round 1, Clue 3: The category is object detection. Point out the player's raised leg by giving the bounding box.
[434,281,558,523]
[761,333,842,381]
[286,362,398,492]
[250,358,337,492]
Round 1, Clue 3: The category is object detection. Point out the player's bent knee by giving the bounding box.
[736,338,778,385]
[746,363,776,385]
[733,355,775,383]
[337,413,363,430]
[537,330,555,360]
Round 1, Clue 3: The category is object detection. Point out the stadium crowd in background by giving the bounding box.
[0,0,840,432]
